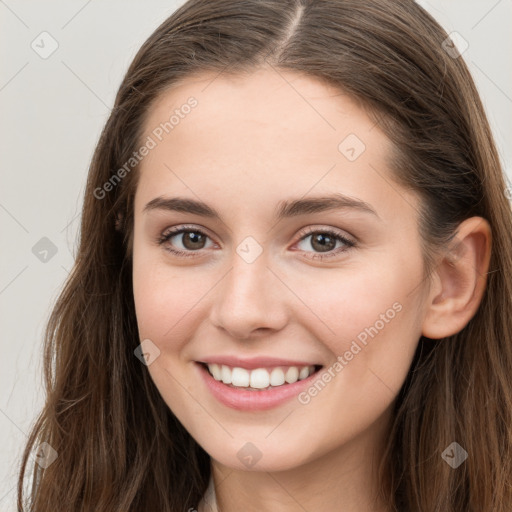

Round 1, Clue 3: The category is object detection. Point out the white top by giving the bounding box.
[197,475,219,512]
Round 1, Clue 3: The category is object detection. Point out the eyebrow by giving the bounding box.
[143,193,380,220]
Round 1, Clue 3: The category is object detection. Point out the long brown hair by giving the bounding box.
[17,1,512,510]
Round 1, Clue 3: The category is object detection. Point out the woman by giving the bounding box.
[17,0,512,510]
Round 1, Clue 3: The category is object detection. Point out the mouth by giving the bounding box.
[198,361,324,391]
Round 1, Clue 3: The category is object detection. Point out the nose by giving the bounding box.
[209,249,288,340]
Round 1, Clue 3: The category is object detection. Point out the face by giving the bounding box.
[132,67,429,473]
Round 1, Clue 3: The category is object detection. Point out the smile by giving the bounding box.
[202,363,321,390]
[196,360,324,411]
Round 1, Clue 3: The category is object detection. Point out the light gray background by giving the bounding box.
[1,1,511,509]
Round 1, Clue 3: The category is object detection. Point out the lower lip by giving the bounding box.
[196,362,321,411]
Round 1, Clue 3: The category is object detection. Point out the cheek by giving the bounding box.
[132,242,221,363]
[131,252,210,414]
[298,255,417,328]
[133,258,203,341]
[292,251,425,393]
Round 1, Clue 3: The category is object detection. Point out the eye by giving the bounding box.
[157,224,356,261]
[294,226,356,260]
[157,225,215,258]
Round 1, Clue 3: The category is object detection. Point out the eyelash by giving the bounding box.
[156,224,356,261]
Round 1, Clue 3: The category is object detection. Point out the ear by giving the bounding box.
[421,216,492,339]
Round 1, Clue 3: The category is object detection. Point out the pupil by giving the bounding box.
[183,231,205,249]
[312,233,335,252]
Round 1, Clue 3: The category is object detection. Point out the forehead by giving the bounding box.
[134,67,413,224]
[142,67,382,157]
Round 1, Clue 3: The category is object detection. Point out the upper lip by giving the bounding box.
[197,355,323,370]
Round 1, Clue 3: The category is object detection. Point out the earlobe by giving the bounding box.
[421,216,492,339]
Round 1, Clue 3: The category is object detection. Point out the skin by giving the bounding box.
[131,67,491,512]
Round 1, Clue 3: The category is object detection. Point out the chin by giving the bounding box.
[201,437,315,473]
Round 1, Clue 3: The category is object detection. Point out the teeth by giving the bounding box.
[299,366,310,380]
[206,363,317,390]
[220,364,232,384]
[270,367,285,386]
[209,363,222,381]
[250,368,270,389]
[232,367,250,387]
[285,366,299,383]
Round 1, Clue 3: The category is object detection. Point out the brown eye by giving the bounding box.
[308,232,337,252]
[158,226,214,257]
[179,231,208,250]
[295,228,356,260]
